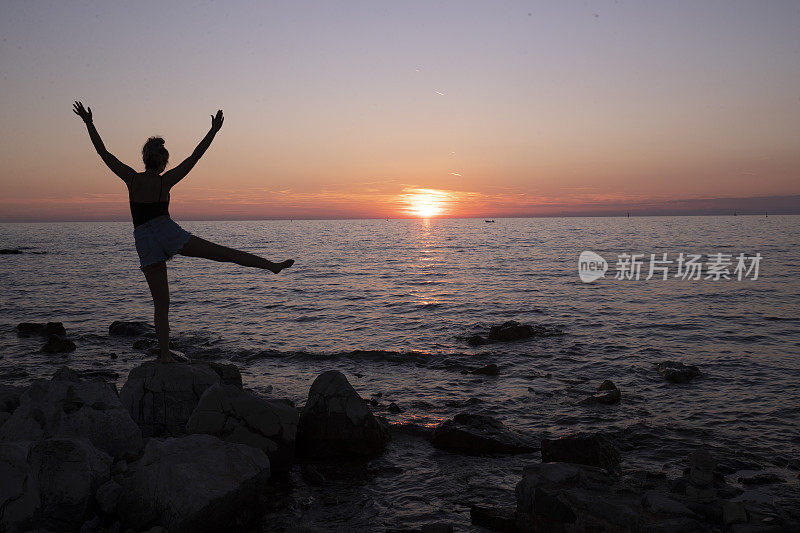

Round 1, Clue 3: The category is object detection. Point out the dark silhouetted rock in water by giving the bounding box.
[431,412,536,454]
[579,379,621,405]
[489,321,535,341]
[471,363,500,376]
[41,334,76,353]
[541,433,621,472]
[186,383,299,473]
[108,320,153,337]
[469,503,517,532]
[466,334,488,346]
[296,370,390,459]
[738,472,783,485]
[17,321,66,337]
[120,361,241,438]
[0,438,111,532]
[515,462,705,532]
[0,384,25,414]
[0,366,143,459]
[657,361,700,383]
[388,401,403,413]
[116,434,269,533]
[0,248,23,254]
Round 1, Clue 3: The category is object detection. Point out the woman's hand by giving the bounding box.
[73,101,93,124]
[210,109,224,132]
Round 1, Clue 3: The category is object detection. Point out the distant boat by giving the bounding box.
[485,219,495,223]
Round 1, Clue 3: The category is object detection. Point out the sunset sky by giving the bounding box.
[1,1,798,221]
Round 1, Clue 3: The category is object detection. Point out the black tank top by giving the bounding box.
[129,174,170,228]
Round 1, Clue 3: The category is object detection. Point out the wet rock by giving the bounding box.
[17,321,67,337]
[388,402,403,413]
[116,434,269,533]
[108,320,153,337]
[489,321,535,341]
[296,370,390,459]
[641,491,693,516]
[0,384,25,413]
[421,523,453,533]
[96,479,123,514]
[431,412,536,454]
[738,472,783,485]
[0,366,143,459]
[205,361,243,389]
[466,334,488,346]
[0,438,111,532]
[688,449,716,486]
[579,380,621,405]
[540,433,621,472]
[723,500,748,525]
[515,462,641,531]
[186,383,299,473]
[0,248,23,254]
[41,334,77,353]
[657,361,701,383]
[471,363,499,376]
[469,503,516,532]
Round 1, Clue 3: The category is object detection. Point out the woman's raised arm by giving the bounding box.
[73,101,135,183]
[163,110,224,188]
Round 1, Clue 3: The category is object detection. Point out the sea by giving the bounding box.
[1,215,799,530]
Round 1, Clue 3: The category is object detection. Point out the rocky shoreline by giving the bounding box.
[1,321,798,532]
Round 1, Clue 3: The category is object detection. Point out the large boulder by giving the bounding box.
[540,433,621,473]
[17,321,67,337]
[0,438,111,532]
[186,383,299,473]
[108,320,153,337]
[116,434,269,533]
[515,462,681,531]
[431,413,536,454]
[0,384,25,414]
[0,367,143,459]
[119,361,241,438]
[296,370,390,459]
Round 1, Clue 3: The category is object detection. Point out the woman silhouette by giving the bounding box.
[73,101,294,363]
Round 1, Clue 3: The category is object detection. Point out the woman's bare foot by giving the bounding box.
[267,259,294,274]
[158,353,177,363]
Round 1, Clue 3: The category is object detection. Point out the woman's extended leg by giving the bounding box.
[142,261,175,363]
[178,235,294,273]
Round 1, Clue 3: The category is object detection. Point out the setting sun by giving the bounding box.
[401,188,452,218]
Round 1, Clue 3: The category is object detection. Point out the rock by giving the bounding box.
[96,479,123,514]
[17,321,67,337]
[641,491,693,516]
[421,523,454,533]
[301,464,326,485]
[186,383,299,473]
[515,462,643,531]
[431,413,536,454]
[295,370,390,459]
[738,472,783,485]
[580,380,621,405]
[685,484,716,502]
[108,320,153,337]
[488,321,535,341]
[41,334,77,353]
[120,361,240,437]
[723,500,748,525]
[466,334,488,346]
[540,433,621,472]
[388,401,403,413]
[0,438,111,532]
[0,384,25,413]
[657,361,700,383]
[0,248,23,254]
[469,503,517,532]
[471,363,499,376]
[205,361,244,388]
[0,367,143,459]
[688,449,716,487]
[0,412,10,429]
[116,434,269,533]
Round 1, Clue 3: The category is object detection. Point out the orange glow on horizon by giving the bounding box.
[400,188,453,218]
